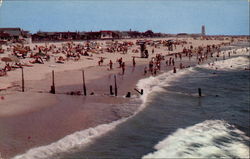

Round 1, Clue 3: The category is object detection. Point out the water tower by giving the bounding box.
[202,25,206,36]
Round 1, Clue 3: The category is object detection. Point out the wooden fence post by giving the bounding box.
[198,88,202,97]
[50,70,55,94]
[114,75,117,96]
[21,67,24,92]
[82,70,87,96]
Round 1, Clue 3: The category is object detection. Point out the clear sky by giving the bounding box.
[0,0,249,35]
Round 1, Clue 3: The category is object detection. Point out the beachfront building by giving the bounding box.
[78,32,87,40]
[119,31,130,39]
[177,33,189,37]
[127,31,142,38]
[30,29,167,42]
[0,28,22,40]
[32,31,80,42]
[100,31,120,40]
[100,31,113,39]
[32,32,57,41]
[86,31,101,40]
[0,28,31,43]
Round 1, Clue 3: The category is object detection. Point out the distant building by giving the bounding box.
[100,31,120,40]
[119,31,130,39]
[32,31,80,42]
[177,33,189,37]
[0,28,22,40]
[202,25,206,36]
[100,31,113,39]
[0,28,31,43]
[86,31,101,40]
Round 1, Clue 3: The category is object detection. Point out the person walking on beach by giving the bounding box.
[172,59,175,66]
[109,60,113,70]
[149,61,154,74]
[175,53,177,59]
[179,53,182,60]
[144,66,147,75]
[132,57,136,67]
[121,62,125,75]
[98,57,104,66]
[153,65,158,76]
[118,57,123,68]
[169,57,172,66]
[166,60,168,66]
[180,63,183,69]
[173,67,177,73]
[156,61,161,70]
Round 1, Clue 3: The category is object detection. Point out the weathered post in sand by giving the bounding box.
[198,88,202,97]
[21,67,24,92]
[141,89,143,95]
[114,75,117,96]
[110,85,113,95]
[173,67,177,73]
[82,70,87,96]
[134,88,143,95]
[50,70,55,94]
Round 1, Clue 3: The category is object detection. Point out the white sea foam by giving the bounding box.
[142,120,250,158]
[202,55,250,71]
[13,118,128,159]
[12,47,249,159]
[137,69,194,105]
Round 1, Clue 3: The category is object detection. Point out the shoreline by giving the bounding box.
[0,38,248,158]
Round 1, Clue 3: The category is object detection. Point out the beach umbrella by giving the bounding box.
[1,57,13,63]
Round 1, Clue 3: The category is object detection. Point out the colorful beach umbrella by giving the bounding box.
[1,57,12,63]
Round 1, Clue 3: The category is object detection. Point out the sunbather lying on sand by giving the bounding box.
[29,57,44,64]
[56,56,65,64]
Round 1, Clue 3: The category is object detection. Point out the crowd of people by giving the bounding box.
[0,38,240,79]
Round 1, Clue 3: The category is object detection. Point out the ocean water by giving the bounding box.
[13,48,250,159]
[0,0,249,35]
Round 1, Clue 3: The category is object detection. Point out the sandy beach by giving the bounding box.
[0,37,249,158]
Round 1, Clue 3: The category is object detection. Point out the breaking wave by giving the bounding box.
[142,120,250,158]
